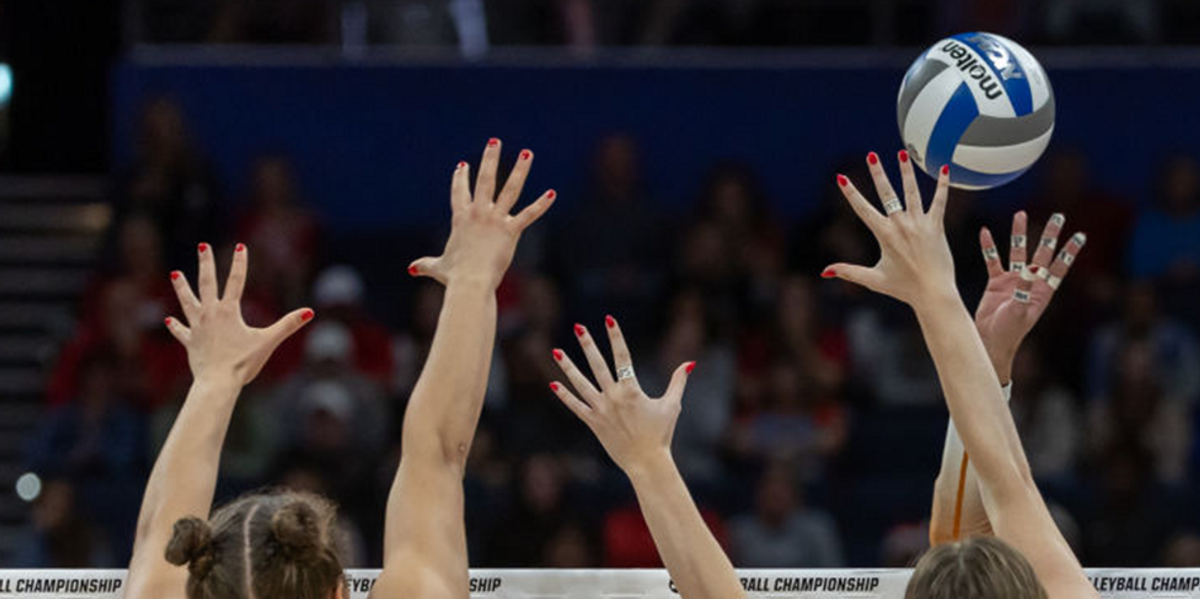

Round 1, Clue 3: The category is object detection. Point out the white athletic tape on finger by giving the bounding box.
[1037,266,1050,280]
[1059,251,1075,266]
[1050,213,1066,227]
[1040,236,1058,250]
[982,247,999,261]
[1048,274,1063,290]
[1020,266,1037,282]
[1072,232,1088,247]
[1013,289,1031,303]
[1011,234,1026,249]
[884,199,902,215]
[1010,261,1025,273]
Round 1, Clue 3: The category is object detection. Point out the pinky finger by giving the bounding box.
[549,381,593,422]
[511,189,557,231]
[164,316,191,345]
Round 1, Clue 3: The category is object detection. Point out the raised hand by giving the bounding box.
[975,212,1086,382]
[823,150,956,306]
[408,139,556,289]
[165,243,313,385]
[550,316,695,474]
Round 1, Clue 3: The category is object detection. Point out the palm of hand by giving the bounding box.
[974,271,1048,358]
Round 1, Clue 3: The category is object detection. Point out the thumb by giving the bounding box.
[663,361,696,404]
[407,256,447,285]
[823,263,884,292]
[264,307,315,349]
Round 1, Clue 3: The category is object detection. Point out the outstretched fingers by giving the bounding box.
[574,323,616,390]
[928,164,951,222]
[552,347,602,404]
[898,150,923,213]
[866,152,902,215]
[263,307,315,349]
[1009,211,1029,274]
[1031,213,1066,273]
[1047,232,1087,292]
[605,315,637,387]
[549,381,594,422]
[662,361,695,404]
[823,263,885,294]
[451,160,471,211]
[496,149,533,213]
[163,316,191,345]
[170,270,201,324]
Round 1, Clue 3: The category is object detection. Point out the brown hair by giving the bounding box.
[906,537,1048,599]
[164,490,345,599]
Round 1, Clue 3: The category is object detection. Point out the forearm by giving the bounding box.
[930,383,1010,544]
[132,375,240,555]
[400,279,497,468]
[626,452,745,599]
[912,294,1031,496]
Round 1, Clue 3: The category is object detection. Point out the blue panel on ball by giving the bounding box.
[952,32,1034,116]
[948,163,1029,189]
[924,82,978,176]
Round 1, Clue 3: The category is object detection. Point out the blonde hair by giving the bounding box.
[906,537,1048,599]
[165,489,345,599]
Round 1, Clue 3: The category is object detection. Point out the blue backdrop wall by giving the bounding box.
[111,55,1199,229]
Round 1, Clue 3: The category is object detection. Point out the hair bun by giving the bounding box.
[165,517,216,579]
[270,501,322,559]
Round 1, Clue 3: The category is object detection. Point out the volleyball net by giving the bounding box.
[0,568,1197,598]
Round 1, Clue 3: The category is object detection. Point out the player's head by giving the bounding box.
[165,490,346,599]
[905,537,1047,599]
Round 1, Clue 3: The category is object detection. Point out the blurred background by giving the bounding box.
[2,0,1200,571]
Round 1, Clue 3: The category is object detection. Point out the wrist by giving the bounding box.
[191,373,243,395]
[621,449,676,484]
[445,274,501,293]
[911,287,966,320]
[988,349,1015,386]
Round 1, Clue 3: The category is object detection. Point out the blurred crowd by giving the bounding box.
[13,96,1200,572]
[128,0,1196,49]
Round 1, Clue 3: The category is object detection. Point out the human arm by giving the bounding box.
[825,151,1096,598]
[125,244,312,599]
[372,140,555,598]
[550,317,745,599]
[930,210,1087,544]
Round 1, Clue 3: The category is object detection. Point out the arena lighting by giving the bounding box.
[0,64,11,106]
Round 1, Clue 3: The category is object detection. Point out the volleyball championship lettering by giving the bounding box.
[940,40,1006,100]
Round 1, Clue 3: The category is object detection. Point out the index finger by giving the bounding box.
[197,242,218,303]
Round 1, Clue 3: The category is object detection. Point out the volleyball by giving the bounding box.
[897,32,1055,190]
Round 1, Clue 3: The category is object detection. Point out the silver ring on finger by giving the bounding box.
[883,198,903,215]
[616,365,636,381]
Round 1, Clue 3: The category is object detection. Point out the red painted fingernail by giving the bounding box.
[198,242,208,253]
[547,189,557,200]
[235,243,246,252]
[867,152,879,165]
[837,174,849,187]
[553,349,564,361]
[408,265,419,276]
[520,150,532,160]
[574,324,586,337]
[164,317,172,326]
[685,361,696,374]
[821,268,837,279]
[605,315,616,328]
[170,271,181,281]
[457,161,467,169]
[301,309,315,322]
[488,138,500,147]
[941,164,950,176]
[1030,265,1040,274]
[549,382,560,392]
[899,150,909,163]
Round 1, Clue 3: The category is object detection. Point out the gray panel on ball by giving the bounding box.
[897,59,950,135]
[958,93,1056,147]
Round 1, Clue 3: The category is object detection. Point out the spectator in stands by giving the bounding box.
[235,154,323,307]
[1010,340,1082,482]
[1087,338,1193,485]
[729,462,843,567]
[485,454,581,566]
[272,265,394,386]
[10,479,114,567]
[1084,445,1174,566]
[601,501,729,568]
[1044,0,1161,44]
[1086,283,1200,404]
[113,97,220,267]
[1162,532,1200,567]
[393,280,443,397]
[557,134,665,337]
[1129,154,1200,281]
[543,523,599,567]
